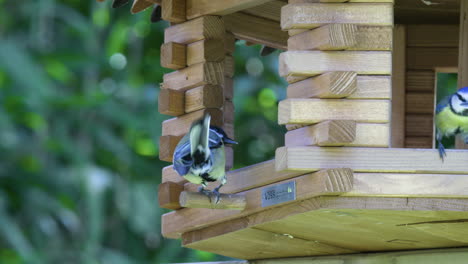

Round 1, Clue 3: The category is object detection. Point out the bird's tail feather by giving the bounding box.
[190,114,211,162]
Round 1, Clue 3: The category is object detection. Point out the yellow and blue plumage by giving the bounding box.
[435,86,468,159]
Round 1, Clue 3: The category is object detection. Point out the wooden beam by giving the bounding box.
[224,77,234,100]
[405,92,434,114]
[224,55,235,78]
[405,115,433,137]
[187,39,225,66]
[162,169,353,238]
[161,0,186,23]
[162,62,225,91]
[224,32,236,54]
[278,98,390,125]
[391,25,405,148]
[162,165,186,184]
[160,42,186,70]
[456,0,468,150]
[287,72,357,99]
[164,16,225,44]
[407,25,459,48]
[158,88,185,116]
[243,0,284,22]
[179,191,246,210]
[158,181,184,210]
[285,121,389,147]
[288,25,392,51]
[281,3,393,30]
[349,75,391,99]
[159,135,183,162]
[252,248,468,264]
[185,85,224,113]
[279,51,392,77]
[186,0,271,20]
[405,137,432,149]
[162,108,224,136]
[407,48,458,70]
[275,146,468,173]
[406,70,435,93]
[225,12,288,50]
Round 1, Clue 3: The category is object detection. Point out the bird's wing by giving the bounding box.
[173,135,192,176]
[436,95,451,114]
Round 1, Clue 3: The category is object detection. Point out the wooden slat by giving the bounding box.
[407,48,458,70]
[288,24,392,51]
[158,181,184,210]
[286,122,389,147]
[281,3,393,30]
[158,88,185,116]
[405,92,435,114]
[287,72,357,99]
[160,42,186,70]
[224,77,234,100]
[161,0,186,23]
[185,85,224,113]
[162,169,353,238]
[186,0,271,20]
[164,16,225,44]
[349,75,391,99]
[275,146,468,173]
[253,248,468,264]
[278,99,390,125]
[162,165,186,184]
[406,70,435,92]
[405,136,432,149]
[224,32,236,54]
[159,135,183,162]
[405,115,433,137]
[456,0,468,150]
[407,25,459,48]
[187,40,225,66]
[162,108,224,136]
[162,62,225,91]
[391,25,405,148]
[225,12,288,50]
[279,51,391,77]
[243,0,284,22]
[224,55,235,78]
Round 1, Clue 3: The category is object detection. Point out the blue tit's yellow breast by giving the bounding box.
[436,107,468,136]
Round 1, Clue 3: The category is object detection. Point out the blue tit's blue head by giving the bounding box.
[450,87,468,115]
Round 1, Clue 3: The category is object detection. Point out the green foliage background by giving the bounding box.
[0,1,286,263]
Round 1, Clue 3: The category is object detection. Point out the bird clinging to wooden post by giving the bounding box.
[435,87,468,160]
[172,114,237,203]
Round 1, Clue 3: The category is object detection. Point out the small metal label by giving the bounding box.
[261,181,296,207]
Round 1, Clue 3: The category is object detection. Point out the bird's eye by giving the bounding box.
[456,93,467,102]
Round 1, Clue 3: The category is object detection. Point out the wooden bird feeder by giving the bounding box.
[103,0,468,262]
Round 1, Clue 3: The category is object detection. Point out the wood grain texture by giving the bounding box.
[407,25,459,48]
[407,48,458,70]
[164,16,225,44]
[158,88,185,116]
[279,51,392,77]
[224,55,235,78]
[405,137,432,148]
[161,0,186,23]
[278,98,390,124]
[275,146,468,173]
[287,72,357,99]
[406,70,435,92]
[162,108,223,136]
[186,0,271,19]
[405,92,435,114]
[187,39,225,66]
[162,169,353,238]
[243,0,284,22]
[158,181,184,210]
[281,3,393,30]
[456,0,468,150]
[405,115,433,137]
[185,85,224,113]
[391,25,405,148]
[160,42,186,70]
[224,32,236,54]
[159,135,183,162]
[162,165,186,184]
[180,191,246,210]
[225,12,288,50]
[162,62,225,91]
[223,77,234,100]
[349,75,391,99]
[286,122,389,147]
[288,24,392,51]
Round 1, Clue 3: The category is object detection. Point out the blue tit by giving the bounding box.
[435,86,468,160]
[172,114,237,202]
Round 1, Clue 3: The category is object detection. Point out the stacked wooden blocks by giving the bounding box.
[158,13,236,209]
[276,0,394,171]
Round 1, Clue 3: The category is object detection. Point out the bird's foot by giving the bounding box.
[211,188,221,204]
[438,141,447,162]
[198,186,211,197]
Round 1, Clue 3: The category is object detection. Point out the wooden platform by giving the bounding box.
[161,149,468,260]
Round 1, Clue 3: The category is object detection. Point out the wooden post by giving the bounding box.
[456,0,468,149]
[391,25,406,148]
[179,191,246,210]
